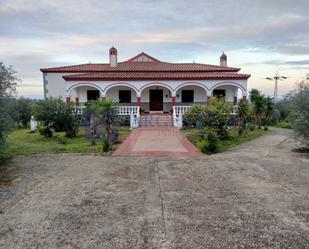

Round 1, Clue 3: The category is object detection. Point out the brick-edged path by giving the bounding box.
[113,128,203,157]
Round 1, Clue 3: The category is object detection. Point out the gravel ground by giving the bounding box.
[0,128,309,248]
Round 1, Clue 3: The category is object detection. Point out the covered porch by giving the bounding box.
[66,81,247,127]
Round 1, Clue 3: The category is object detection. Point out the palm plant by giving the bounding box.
[237,99,249,131]
[253,95,266,129]
[85,100,119,148]
[263,97,274,127]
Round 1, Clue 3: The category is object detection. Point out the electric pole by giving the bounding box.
[266,73,287,101]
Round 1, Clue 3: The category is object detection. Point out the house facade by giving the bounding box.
[40,47,250,127]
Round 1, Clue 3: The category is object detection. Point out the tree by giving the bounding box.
[0,62,18,98]
[87,100,119,140]
[263,96,275,127]
[249,88,260,103]
[15,98,34,128]
[253,95,266,129]
[289,82,309,147]
[237,99,249,131]
[34,97,79,138]
[0,62,19,159]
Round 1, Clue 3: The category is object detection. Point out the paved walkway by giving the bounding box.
[1,129,309,248]
[113,128,203,157]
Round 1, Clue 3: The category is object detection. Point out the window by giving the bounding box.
[213,89,226,99]
[181,90,194,103]
[119,90,131,103]
[87,90,100,101]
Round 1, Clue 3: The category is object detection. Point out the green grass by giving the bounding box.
[183,127,269,154]
[273,121,292,129]
[2,127,131,159]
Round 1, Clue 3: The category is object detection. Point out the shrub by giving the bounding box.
[34,97,79,138]
[248,122,255,131]
[183,104,205,126]
[101,133,113,152]
[197,129,219,154]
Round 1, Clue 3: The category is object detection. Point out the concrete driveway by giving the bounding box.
[0,128,309,248]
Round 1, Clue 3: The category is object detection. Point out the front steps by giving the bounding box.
[139,114,173,127]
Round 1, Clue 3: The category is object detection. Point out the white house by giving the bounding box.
[40,47,250,127]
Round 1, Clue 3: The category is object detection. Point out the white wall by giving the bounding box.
[175,85,207,103]
[212,85,237,102]
[106,86,137,102]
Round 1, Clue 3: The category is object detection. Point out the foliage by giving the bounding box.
[262,96,275,127]
[237,99,249,130]
[249,88,260,103]
[84,100,119,150]
[183,104,205,126]
[249,89,275,129]
[184,98,232,140]
[14,98,35,127]
[288,81,309,147]
[273,121,292,129]
[101,133,113,153]
[0,62,18,98]
[197,129,219,154]
[34,97,79,138]
[184,127,269,154]
[275,97,292,122]
[0,62,19,162]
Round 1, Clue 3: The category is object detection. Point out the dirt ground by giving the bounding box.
[0,128,309,248]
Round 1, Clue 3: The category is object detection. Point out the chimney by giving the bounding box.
[109,47,117,67]
[220,52,227,67]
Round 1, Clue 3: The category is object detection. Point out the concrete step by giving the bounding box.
[139,115,173,127]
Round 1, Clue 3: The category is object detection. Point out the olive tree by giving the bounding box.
[289,82,309,147]
[0,62,19,157]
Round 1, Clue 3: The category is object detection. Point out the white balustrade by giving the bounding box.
[173,106,192,127]
[72,106,86,115]
[117,106,139,115]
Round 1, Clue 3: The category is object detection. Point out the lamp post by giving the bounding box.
[266,73,287,101]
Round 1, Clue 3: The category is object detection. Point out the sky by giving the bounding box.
[1,0,309,99]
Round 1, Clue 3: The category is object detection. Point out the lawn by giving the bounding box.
[272,121,292,129]
[2,127,131,159]
[183,127,269,153]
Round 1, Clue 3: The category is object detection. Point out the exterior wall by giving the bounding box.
[175,85,207,103]
[212,85,237,102]
[43,72,248,103]
[106,86,137,103]
[70,86,101,103]
[44,72,80,100]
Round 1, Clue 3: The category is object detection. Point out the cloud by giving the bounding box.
[1,0,309,97]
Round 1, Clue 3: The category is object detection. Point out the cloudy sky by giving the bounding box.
[1,0,309,99]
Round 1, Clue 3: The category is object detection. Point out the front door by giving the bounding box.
[149,90,163,111]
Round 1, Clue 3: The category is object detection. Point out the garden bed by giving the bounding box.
[182,127,269,154]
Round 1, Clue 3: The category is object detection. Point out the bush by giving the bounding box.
[184,98,232,140]
[183,104,205,126]
[101,133,113,152]
[34,97,79,138]
[197,129,219,154]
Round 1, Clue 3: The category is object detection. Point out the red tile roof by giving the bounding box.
[41,52,250,81]
[63,71,250,81]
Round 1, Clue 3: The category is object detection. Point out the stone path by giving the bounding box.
[113,128,203,157]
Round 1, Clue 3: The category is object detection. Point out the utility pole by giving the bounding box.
[266,73,287,101]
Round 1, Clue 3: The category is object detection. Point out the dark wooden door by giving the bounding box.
[149,90,163,111]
